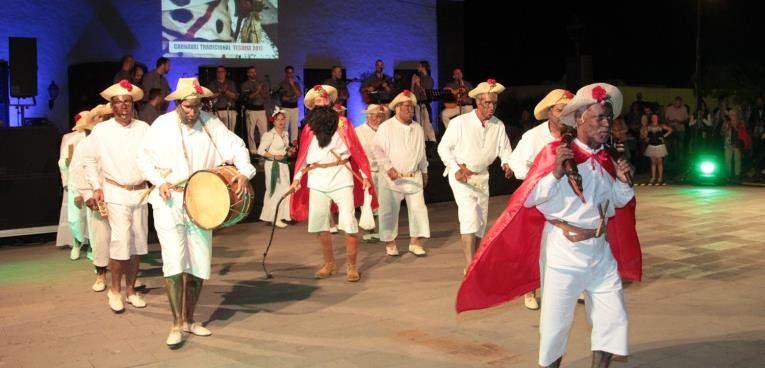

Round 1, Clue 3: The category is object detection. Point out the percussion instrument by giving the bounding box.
[184,166,254,230]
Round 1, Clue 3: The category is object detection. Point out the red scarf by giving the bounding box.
[456,140,642,313]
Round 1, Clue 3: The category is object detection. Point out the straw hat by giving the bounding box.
[388,90,417,110]
[533,89,574,120]
[71,111,92,132]
[165,77,214,101]
[304,85,338,110]
[468,78,505,98]
[560,83,623,127]
[100,79,144,101]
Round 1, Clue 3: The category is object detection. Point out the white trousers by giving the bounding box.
[441,105,473,128]
[448,172,489,237]
[246,110,268,154]
[66,187,88,244]
[151,191,213,280]
[56,189,74,247]
[215,110,238,132]
[308,187,357,234]
[538,225,628,366]
[87,208,111,268]
[260,161,292,222]
[105,202,148,261]
[377,173,430,242]
[282,107,299,142]
[415,104,436,142]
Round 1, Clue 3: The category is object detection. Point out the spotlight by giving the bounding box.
[691,154,723,184]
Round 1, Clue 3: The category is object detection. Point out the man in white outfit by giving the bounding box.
[527,83,632,368]
[508,89,573,310]
[139,78,255,347]
[57,111,89,259]
[373,90,430,256]
[83,81,149,313]
[437,79,513,272]
[355,104,388,241]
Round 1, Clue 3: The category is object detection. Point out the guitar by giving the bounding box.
[437,85,468,109]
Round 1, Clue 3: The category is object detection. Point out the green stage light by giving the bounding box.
[699,161,716,176]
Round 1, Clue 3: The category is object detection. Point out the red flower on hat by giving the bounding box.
[486,78,496,85]
[402,89,411,97]
[193,80,203,94]
[564,90,574,99]
[313,85,322,91]
[592,85,607,101]
[378,105,386,112]
[119,79,132,91]
[74,114,81,122]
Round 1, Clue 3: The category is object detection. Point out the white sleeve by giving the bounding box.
[372,125,393,172]
[82,130,102,190]
[418,128,429,174]
[437,120,459,171]
[72,140,93,199]
[611,180,635,209]
[523,172,562,208]
[257,131,273,156]
[216,122,256,179]
[496,126,513,166]
[509,134,534,180]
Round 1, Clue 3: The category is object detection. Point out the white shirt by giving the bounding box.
[524,139,634,229]
[437,110,512,175]
[58,131,86,186]
[294,132,353,192]
[138,111,256,192]
[257,129,290,156]
[373,117,428,192]
[70,135,99,200]
[355,122,378,172]
[83,118,149,205]
[509,121,557,180]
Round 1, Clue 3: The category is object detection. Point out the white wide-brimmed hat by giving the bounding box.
[71,111,92,132]
[468,78,505,98]
[560,83,623,127]
[362,104,389,115]
[534,89,574,120]
[100,79,144,101]
[304,85,338,110]
[388,90,417,110]
[165,77,214,101]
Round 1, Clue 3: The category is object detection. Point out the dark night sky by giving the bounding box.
[464,0,765,88]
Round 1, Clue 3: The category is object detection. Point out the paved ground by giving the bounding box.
[1,185,764,367]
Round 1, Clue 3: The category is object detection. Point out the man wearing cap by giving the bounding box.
[456,83,642,368]
[373,90,430,256]
[138,77,255,346]
[71,104,114,292]
[290,85,377,282]
[437,79,513,272]
[82,80,150,313]
[355,104,388,241]
[508,88,573,310]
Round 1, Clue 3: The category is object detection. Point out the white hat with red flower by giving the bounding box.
[388,89,417,110]
[468,78,505,98]
[304,85,338,110]
[100,79,144,101]
[534,89,574,120]
[560,83,623,127]
[165,77,214,101]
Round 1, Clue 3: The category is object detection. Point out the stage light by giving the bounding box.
[699,161,716,176]
[690,154,723,184]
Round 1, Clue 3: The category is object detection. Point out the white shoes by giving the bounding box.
[524,292,539,310]
[107,290,124,313]
[166,327,183,346]
[275,220,288,228]
[183,322,212,336]
[362,233,380,242]
[408,244,427,257]
[92,277,106,292]
[385,243,400,256]
[69,245,81,260]
[127,293,147,308]
[329,226,339,234]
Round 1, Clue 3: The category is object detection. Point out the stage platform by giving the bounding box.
[0,185,764,367]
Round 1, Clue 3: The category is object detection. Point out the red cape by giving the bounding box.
[290,116,378,222]
[455,140,642,313]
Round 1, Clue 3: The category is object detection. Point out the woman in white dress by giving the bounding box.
[257,108,295,227]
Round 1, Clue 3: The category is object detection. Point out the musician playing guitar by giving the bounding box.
[360,59,393,105]
[440,67,474,128]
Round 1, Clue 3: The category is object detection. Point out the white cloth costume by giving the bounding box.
[372,117,430,242]
[57,131,87,246]
[293,132,359,234]
[257,129,292,223]
[437,110,512,237]
[524,139,633,366]
[138,111,255,280]
[83,118,150,261]
[356,122,380,228]
[508,121,557,180]
[71,136,111,267]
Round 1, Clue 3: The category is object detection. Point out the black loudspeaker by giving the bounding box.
[9,37,37,98]
[0,60,8,127]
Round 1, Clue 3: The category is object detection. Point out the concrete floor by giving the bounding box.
[1,185,764,367]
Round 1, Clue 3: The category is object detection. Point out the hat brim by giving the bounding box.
[165,86,214,101]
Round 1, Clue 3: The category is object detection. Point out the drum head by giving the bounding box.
[184,171,231,230]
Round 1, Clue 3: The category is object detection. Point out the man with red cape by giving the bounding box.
[456,83,642,368]
[290,85,377,282]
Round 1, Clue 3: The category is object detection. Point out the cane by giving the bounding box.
[261,188,296,279]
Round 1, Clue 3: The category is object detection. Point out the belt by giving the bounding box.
[302,158,349,173]
[105,178,148,191]
[246,105,265,111]
[548,219,605,243]
[281,102,298,108]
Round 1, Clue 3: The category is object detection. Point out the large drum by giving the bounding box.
[184,166,254,230]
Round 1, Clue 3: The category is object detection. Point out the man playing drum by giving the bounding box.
[138,78,256,347]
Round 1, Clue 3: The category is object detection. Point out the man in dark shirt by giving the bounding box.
[138,88,163,125]
[142,57,171,112]
[361,59,393,105]
[274,65,302,142]
[323,66,350,107]
[240,66,270,153]
[113,55,135,84]
[206,65,239,131]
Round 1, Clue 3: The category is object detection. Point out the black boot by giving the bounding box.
[591,350,613,368]
[541,356,562,368]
